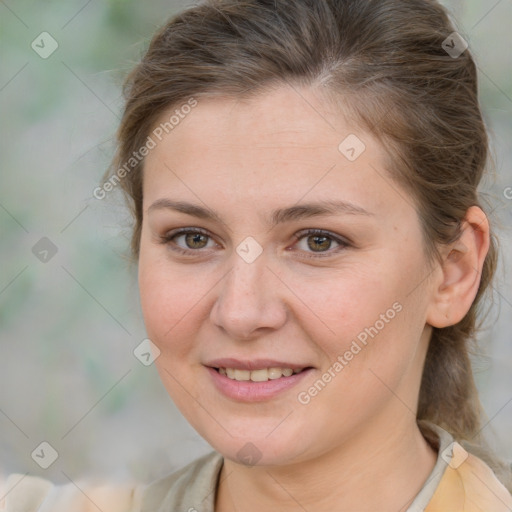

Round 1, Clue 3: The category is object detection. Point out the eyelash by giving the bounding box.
[159,227,350,259]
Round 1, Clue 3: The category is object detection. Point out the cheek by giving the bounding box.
[305,255,427,387]
[138,260,206,411]
[289,262,405,354]
[138,255,204,358]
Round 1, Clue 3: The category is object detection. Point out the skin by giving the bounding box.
[138,83,489,511]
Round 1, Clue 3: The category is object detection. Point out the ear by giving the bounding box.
[426,206,490,328]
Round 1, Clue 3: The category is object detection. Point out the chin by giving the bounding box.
[188,415,314,467]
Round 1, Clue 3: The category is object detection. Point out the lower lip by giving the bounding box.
[206,366,313,402]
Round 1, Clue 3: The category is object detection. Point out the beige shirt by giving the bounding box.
[1,423,511,511]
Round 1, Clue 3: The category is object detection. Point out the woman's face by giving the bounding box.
[138,84,438,465]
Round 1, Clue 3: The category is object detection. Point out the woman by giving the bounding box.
[2,0,511,510]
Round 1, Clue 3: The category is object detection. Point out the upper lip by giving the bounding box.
[205,358,313,371]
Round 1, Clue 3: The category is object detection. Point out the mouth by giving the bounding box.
[205,360,315,402]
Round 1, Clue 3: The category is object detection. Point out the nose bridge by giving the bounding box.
[224,234,269,296]
[223,245,268,308]
[211,240,286,338]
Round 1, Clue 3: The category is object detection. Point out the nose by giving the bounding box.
[209,249,288,340]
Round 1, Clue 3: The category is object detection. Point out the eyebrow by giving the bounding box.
[147,198,374,230]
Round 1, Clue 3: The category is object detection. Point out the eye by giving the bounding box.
[292,229,350,258]
[160,227,350,258]
[160,228,218,255]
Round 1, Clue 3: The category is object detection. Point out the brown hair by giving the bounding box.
[106,0,511,488]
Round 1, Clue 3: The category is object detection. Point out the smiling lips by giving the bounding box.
[207,364,313,402]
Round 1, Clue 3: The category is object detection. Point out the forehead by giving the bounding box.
[142,85,414,222]
[149,85,356,155]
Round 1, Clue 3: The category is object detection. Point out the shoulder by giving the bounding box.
[426,441,512,512]
[140,450,223,511]
[0,451,223,512]
[0,472,143,511]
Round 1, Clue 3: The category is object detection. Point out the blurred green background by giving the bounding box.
[1,0,511,485]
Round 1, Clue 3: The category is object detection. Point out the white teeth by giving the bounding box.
[268,367,283,380]
[218,367,305,381]
[234,369,250,381]
[250,369,269,382]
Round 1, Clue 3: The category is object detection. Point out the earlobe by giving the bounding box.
[426,206,490,328]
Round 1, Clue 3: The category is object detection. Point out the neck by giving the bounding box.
[215,416,437,512]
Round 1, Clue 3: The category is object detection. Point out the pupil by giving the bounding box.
[309,235,329,252]
[187,233,206,248]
